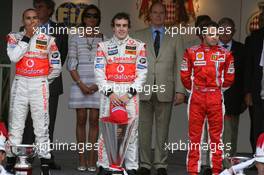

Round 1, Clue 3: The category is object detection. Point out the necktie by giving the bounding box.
[154,30,160,57]
[223,44,229,49]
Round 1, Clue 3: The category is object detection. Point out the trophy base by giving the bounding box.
[105,170,124,175]
[15,168,32,175]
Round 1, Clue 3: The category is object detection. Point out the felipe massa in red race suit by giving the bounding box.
[181,44,235,174]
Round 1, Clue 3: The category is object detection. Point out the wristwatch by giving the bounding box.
[127,93,133,99]
[76,79,81,85]
[105,89,114,97]
[127,87,137,99]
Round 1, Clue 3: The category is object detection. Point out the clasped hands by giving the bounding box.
[110,93,129,106]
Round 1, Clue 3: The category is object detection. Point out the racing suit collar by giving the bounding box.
[200,43,219,51]
[112,35,130,46]
[21,28,40,37]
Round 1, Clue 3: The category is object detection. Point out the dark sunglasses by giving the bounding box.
[84,13,99,19]
[25,16,39,20]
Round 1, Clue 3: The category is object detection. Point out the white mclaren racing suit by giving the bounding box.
[95,35,147,170]
[6,32,61,159]
[0,165,12,175]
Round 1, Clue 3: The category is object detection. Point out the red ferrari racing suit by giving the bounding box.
[180,44,235,174]
[6,32,61,159]
[94,35,147,170]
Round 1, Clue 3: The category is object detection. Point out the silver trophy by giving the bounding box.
[100,117,136,175]
[228,156,251,175]
[10,144,37,175]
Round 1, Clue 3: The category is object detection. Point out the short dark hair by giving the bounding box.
[218,17,235,29]
[33,0,55,17]
[111,12,131,28]
[195,15,212,27]
[201,20,219,33]
[81,4,101,27]
[22,8,37,20]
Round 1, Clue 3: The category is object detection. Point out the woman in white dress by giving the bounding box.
[67,5,105,172]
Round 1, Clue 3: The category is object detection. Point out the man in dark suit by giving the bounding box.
[244,23,264,154]
[21,0,68,170]
[218,17,246,168]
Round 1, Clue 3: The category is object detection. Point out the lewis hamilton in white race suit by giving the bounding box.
[6,9,61,175]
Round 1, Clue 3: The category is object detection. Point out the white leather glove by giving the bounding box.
[0,165,10,175]
[220,169,233,175]
[232,158,255,174]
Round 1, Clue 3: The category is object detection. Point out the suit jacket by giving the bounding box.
[48,21,68,96]
[132,27,185,102]
[244,28,264,105]
[224,40,246,115]
[19,21,68,96]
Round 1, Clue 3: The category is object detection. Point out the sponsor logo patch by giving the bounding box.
[51,60,60,64]
[139,58,146,64]
[227,62,235,73]
[36,39,47,45]
[181,59,188,71]
[95,64,104,68]
[127,39,135,45]
[108,45,117,50]
[210,53,226,62]
[108,49,118,55]
[51,52,59,58]
[117,65,125,73]
[126,46,136,50]
[218,54,226,62]
[194,61,206,66]
[137,64,147,69]
[125,50,136,55]
[36,34,48,50]
[96,57,103,63]
[36,42,47,50]
[196,52,204,60]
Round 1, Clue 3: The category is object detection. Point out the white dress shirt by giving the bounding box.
[218,41,232,51]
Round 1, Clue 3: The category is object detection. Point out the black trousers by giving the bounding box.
[22,95,59,159]
[249,101,264,153]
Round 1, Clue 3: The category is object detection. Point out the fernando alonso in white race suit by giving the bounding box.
[95,13,147,175]
[6,9,61,175]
